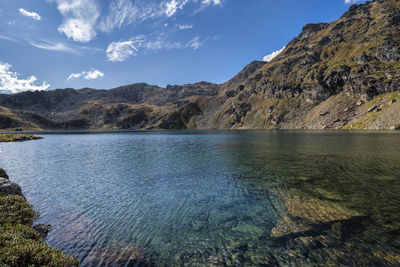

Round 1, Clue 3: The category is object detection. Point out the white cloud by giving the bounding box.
[177,24,193,30]
[100,0,223,32]
[201,0,221,6]
[106,40,139,62]
[263,46,285,62]
[0,35,18,43]
[344,0,362,3]
[0,62,50,94]
[166,0,186,17]
[67,69,104,81]
[186,36,204,50]
[106,34,207,62]
[51,0,99,43]
[84,69,104,80]
[19,8,41,21]
[30,40,78,53]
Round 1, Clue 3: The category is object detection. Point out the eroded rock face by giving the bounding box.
[0,177,23,197]
[0,168,9,179]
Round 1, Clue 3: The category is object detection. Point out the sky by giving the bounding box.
[0,0,366,93]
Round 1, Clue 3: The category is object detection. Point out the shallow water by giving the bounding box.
[1,130,400,266]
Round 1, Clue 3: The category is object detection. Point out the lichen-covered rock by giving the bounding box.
[0,177,23,197]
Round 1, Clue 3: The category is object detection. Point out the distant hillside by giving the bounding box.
[1,0,400,130]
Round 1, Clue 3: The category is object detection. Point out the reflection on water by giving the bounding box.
[0,130,400,266]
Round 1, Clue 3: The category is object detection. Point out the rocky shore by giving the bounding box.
[0,168,78,266]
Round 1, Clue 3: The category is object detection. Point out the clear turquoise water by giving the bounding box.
[1,130,400,266]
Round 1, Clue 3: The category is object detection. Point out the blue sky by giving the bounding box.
[0,0,365,93]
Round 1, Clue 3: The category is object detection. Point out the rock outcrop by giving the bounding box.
[0,168,9,179]
[0,169,23,197]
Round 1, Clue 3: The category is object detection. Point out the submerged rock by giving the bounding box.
[0,177,23,197]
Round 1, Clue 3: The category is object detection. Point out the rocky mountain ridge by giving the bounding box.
[1,0,400,130]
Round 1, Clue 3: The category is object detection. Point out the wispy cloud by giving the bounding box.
[19,8,41,21]
[67,69,104,81]
[99,0,164,32]
[50,0,100,43]
[177,24,193,30]
[0,62,50,94]
[263,46,285,62]
[30,40,78,54]
[344,0,362,3]
[100,0,223,33]
[0,34,18,43]
[106,34,208,62]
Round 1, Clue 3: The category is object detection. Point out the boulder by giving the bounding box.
[33,224,52,239]
[368,105,377,112]
[0,178,23,197]
[0,168,9,179]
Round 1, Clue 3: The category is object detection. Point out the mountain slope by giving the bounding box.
[1,0,400,130]
[204,0,400,129]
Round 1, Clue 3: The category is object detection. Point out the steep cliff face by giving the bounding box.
[0,0,399,130]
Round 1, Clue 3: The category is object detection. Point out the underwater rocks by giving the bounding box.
[84,243,146,266]
[271,195,361,238]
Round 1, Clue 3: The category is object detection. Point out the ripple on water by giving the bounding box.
[0,131,400,265]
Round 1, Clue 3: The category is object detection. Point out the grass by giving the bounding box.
[343,91,400,129]
[0,134,42,143]
[0,195,79,266]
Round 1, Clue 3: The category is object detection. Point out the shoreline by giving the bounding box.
[0,133,43,143]
[0,168,78,266]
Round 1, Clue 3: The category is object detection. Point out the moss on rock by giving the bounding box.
[0,191,79,266]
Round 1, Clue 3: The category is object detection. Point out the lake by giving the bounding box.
[1,130,400,266]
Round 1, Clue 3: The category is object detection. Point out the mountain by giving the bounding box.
[1,0,400,130]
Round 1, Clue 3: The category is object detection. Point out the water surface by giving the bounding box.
[1,130,400,266]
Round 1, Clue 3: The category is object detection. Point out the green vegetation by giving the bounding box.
[0,195,79,266]
[0,134,42,143]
